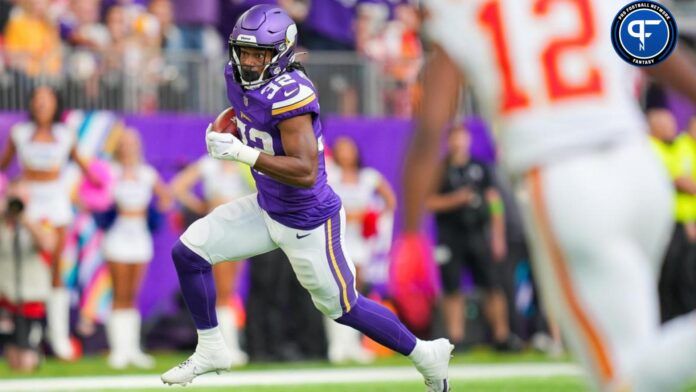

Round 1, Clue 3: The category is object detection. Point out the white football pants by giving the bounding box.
[516,137,696,392]
[180,193,358,320]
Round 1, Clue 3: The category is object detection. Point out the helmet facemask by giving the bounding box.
[229,42,275,89]
[228,23,298,89]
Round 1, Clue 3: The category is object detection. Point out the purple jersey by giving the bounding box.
[224,65,342,230]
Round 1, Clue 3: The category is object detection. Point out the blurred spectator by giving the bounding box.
[277,0,307,22]
[60,0,110,103]
[100,0,145,14]
[325,136,395,364]
[60,0,110,51]
[219,0,278,42]
[649,110,696,322]
[171,156,254,366]
[170,0,222,56]
[295,0,356,51]
[4,0,62,77]
[358,1,422,117]
[148,0,206,111]
[102,4,161,111]
[103,128,170,369]
[289,1,362,115]
[0,86,92,360]
[0,0,16,37]
[0,180,54,373]
[148,0,221,111]
[103,6,142,78]
[102,0,156,41]
[100,4,131,110]
[427,125,521,352]
[149,0,183,54]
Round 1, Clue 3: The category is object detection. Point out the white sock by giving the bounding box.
[47,287,72,356]
[107,309,129,358]
[197,326,226,353]
[408,339,428,363]
[123,308,144,355]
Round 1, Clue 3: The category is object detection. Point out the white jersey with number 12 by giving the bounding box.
[425,0,646,172]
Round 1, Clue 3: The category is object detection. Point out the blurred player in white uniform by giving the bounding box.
[103,129,170,369]
[171,156,255,365]
[400,1,696,391]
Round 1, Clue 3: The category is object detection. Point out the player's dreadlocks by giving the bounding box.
[287,61,308,76]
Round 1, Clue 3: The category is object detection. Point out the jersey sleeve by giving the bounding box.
[269,72,320,125]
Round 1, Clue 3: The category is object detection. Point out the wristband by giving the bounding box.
[238,144,261,166]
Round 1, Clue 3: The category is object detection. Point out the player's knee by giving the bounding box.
[182,218,211,249]
[171,240,211,273]
[311,295,344,320]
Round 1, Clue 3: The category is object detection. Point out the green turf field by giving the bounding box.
[1,350,694,391]
[0,348,566,378]
[80,379,589,392]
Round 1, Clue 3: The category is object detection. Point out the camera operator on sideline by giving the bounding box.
[0,180,55,372]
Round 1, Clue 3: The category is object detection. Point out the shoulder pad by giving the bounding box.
[258,71,318,117]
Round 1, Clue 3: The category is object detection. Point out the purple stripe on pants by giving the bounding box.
[324,211,357,315]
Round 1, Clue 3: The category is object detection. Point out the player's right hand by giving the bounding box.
[206,130,241,160]
[206,130,261,166]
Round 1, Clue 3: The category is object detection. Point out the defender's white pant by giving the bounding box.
[517,138,696,391]
[180,194,358,320]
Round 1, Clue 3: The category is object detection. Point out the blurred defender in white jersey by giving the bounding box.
[401,0,696,391]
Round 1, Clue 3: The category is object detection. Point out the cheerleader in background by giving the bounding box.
[326,136,396,364]
[170,155,255,366]
[103,128,171,369]
[0,86,94,360]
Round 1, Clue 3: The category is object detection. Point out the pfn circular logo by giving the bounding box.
[611,1,678,67]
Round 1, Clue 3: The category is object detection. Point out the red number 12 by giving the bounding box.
[478,0,604,114]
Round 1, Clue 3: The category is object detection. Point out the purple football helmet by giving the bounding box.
[229,5,298,88]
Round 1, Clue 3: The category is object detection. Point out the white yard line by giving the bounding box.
[0,363,583,391]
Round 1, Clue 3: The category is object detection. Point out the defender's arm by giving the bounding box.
[403,45,463,232]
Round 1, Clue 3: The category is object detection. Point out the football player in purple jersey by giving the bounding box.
[161,5,453,392]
